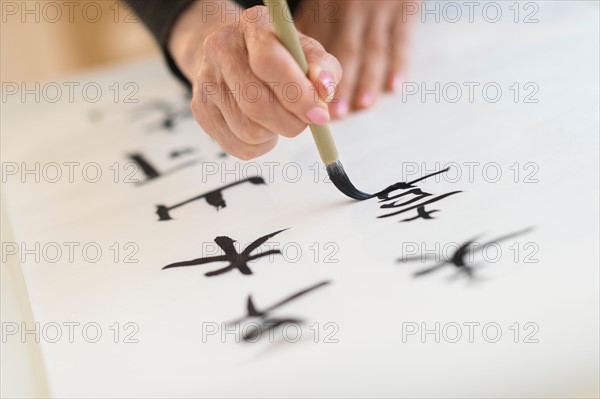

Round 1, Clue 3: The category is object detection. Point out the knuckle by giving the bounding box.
[202,30,223,53]
[242,8,271,40]
[240,7,258,23]
[213,133,239,157]
[202,27,236,60]
[237,124,271,145]
[218,141,237,158]
[247,131,269,144]
[301,35,325,53]
[235,136,277,160]
[236,145,261,161]
[240,6,269,26]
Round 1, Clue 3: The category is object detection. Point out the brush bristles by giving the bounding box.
[325,161,373,200]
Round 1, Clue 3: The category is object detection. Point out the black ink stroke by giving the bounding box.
[170,148,195,158]
[156,177,266,221]
[378,191,462,220]
[163,229,288,276]
[129,153,200,186]
[373,168,462,222]
[229,280,331,342]
[399,227,534,279]
[376,168,453,199]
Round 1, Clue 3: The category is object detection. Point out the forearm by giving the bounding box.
[124,0,196,47]
[125,0,303,86]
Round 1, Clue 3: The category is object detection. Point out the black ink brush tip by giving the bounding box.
[265,0,373,201]
[325,161,373,200]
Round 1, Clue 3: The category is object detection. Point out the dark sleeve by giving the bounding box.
[124,0,302,89]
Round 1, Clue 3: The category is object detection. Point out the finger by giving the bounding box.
[355,9,391,109]
[327,7,366,118]
[216,64,309,142]
[218,87,279,145]
[301,33,342,103]
[191,69,279,160]
[192,97,279,160]
[387,4,414,92]
[242,7,331,126]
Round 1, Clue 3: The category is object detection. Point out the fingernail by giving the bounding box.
[334,99,349,118]
[392,74,404,92]
[306,107,330,125]
[319,70,336,102]
[358,91,374,108]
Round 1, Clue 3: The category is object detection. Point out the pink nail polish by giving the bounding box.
[306,107,330,125]
[393,74,404,92]
[335,100,349,118]
[359,91,374,108]
[319,70,336,99]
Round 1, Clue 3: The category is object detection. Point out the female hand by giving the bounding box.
[295,0,416,118]
[169,0,342,160]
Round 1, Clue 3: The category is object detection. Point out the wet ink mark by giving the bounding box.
[399,227,534,279]
[129,152,200,186]
[170,147,195,158]
[163,229,288,276]
[228,280,331,342]
[374,168,462,222]
[156,177,266,221]
[378,191,462,221]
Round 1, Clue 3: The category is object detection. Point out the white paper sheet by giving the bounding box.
[2,2,599,397]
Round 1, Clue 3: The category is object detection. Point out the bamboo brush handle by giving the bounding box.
[264,0,339,164]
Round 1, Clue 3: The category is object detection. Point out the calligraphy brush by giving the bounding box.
[264,0,372,200]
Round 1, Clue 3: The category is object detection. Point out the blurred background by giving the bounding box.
[1,1,161,397]
[1,0,159,82]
